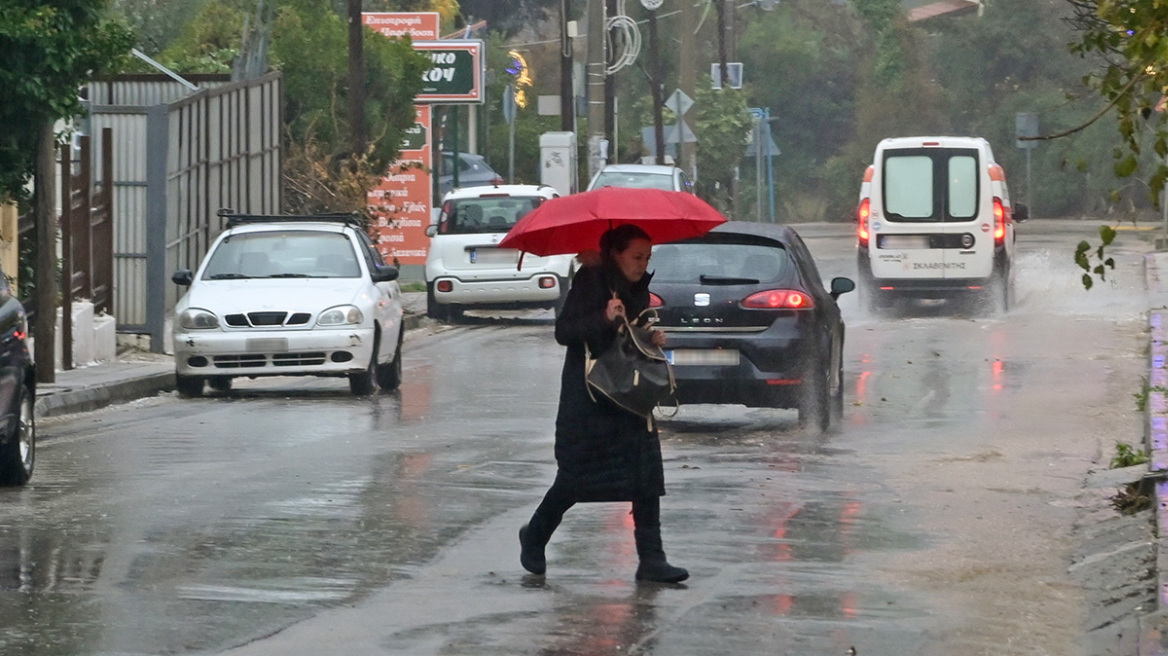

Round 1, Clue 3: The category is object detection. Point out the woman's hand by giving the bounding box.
[650,329,666,348]
[605,297,626,323]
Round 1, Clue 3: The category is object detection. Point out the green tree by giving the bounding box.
[693,81,752,218]
[0,1,134,200]
[273,0,431,212]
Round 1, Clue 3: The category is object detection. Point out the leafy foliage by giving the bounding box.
[1074,225,1116,290]
[693,82,752,217]
[0,0,134,201]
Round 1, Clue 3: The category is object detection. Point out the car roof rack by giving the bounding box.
[217,209,364,229]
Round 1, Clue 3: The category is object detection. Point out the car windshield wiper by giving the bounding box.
[269,273,313,278]
[206,273,251,280]
[699,274,760,285]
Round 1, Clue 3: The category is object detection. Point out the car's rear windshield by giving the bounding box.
[440,196,542,234]
[651,241,791,284]
[882,147,979,222]
[590,171,674,191]
[201,231,361,280]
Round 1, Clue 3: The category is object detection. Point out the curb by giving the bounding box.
[34,370,176,418]
[1143,254,1168,654]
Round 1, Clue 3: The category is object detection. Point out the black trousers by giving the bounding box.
[526,477,664,558]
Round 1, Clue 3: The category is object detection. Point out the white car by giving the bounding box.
[586,163,694,193]
[171,213,405,397]
[425,184,575,321]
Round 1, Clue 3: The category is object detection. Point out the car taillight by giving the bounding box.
[857,198,870,248]
[649,292,664,308]
[436,280,453,292]
[538,276,557,289]
[993,197,1005,246]
[742,290,814,309]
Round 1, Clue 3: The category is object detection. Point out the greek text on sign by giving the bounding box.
[413,41,484,104]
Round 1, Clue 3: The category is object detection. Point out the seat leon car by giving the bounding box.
[171,212,405,397]
[648,222,854,431]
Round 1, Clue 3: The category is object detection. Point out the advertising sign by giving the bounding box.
[361,12,440,40]
[368,106,433,265]
[413,41,485,103]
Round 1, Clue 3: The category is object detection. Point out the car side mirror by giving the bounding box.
[425,225,437,238]
[1013,202,1029,222]
[172,269,194,286]
[830,276,856,299]
[371,264,400,283]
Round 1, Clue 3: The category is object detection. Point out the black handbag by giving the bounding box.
[585,314,677,420]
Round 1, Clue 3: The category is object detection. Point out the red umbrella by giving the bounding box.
[497,186,727,257]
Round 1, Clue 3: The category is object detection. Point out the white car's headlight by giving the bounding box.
[317,305,364,326]
[178,308,220,330]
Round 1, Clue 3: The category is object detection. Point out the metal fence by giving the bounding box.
[89,72,282,351]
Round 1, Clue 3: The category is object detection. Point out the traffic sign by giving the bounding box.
[665,89,694,117]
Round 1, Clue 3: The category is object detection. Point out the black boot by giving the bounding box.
[519,523,546,575]
[520,484,572,575]
[633,498,688,583]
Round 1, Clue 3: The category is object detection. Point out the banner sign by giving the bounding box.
[413,41,485,104]
[362,12,440,40]
[368,105,433,265]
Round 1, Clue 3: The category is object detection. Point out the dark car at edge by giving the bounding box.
[648,222,854,431]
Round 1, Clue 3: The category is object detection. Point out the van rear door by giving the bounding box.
[870,146,993,281]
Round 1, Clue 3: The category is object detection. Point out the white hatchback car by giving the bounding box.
[171,212,405,397]
[425,184,574,321]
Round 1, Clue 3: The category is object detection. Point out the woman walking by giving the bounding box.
[519,224,688,583]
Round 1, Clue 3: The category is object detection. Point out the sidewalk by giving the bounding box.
[34,291,429,418]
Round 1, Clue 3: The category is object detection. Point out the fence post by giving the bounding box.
[146,105,169,353]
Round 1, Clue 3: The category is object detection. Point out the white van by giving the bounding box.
[855,136,1027,312]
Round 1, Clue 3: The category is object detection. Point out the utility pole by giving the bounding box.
[716,0,729,88]
[560,0,574,132]
[679,0,698,180]
[34,122,55,384]
[605,0,617,150]
[648,7,664,165]
[586,0,607,180]
[347,0,365,160]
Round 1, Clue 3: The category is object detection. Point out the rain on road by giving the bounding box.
[0,220,1152,655]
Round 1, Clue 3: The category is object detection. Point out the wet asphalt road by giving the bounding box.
[0,220,1153,655]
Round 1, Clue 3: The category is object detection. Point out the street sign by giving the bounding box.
[1016,112,1039,150]
[711,63,743,90]
[665,89,694,117]
[503,84,517,125]
[413,41,485,104]
[664,120,697,145]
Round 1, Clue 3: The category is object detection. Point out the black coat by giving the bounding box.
[552,263,666,502]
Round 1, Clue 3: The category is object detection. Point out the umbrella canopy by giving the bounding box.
[497,186,727,257]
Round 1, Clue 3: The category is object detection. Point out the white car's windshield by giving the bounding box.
[201,231,361,279]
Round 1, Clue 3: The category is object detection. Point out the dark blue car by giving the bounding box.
[0,272,34,485]
[649,222,854,432]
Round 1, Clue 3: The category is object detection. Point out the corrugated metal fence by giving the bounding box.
[89,72,282,351]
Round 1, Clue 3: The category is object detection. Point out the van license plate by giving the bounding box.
[666,349,740,366]
[879,235,930,249]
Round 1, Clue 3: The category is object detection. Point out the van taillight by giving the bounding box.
[993,197,1005,245]
[742,290,814,309]
[857,198,870,247]
[649,292,664,308]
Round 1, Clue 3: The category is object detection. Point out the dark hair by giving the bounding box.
[600,224,651,266]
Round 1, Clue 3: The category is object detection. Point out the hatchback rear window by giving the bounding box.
[651,242,791,283]
[202,231,360,279]
[440,197,541,234]
[590,172,674,191]
[883,148,979,222]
